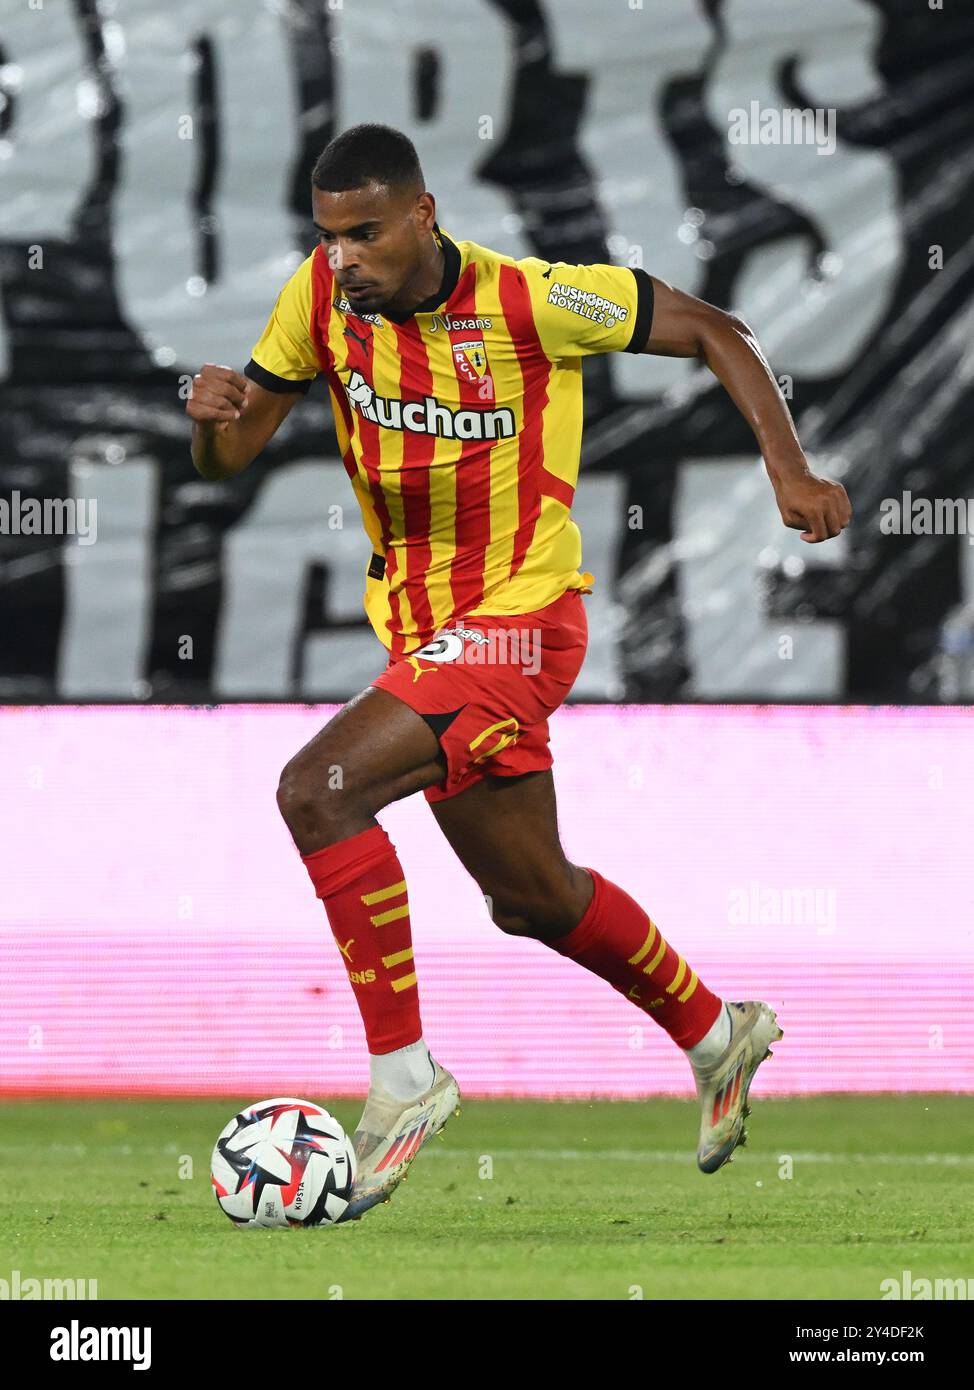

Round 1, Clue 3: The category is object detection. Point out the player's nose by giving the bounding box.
[334,239,361,272]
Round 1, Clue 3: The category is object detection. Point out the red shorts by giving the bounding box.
[370,588,589,802]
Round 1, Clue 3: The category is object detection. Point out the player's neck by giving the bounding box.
[384,234,446,315]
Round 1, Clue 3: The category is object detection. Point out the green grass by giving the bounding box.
[1,1096,972,1300]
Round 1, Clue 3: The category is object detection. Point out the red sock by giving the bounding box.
[301,824,422,1054]
[546,868,722,1048]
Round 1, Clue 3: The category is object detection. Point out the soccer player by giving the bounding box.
[188,124,851,1221]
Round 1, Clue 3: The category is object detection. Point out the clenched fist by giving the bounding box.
[773,469,852,543]
[186,364,250,430]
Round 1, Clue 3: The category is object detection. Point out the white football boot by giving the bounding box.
[692,1001,783,1173]
[338,1058,461,1222]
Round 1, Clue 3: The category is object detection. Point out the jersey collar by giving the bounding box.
[381,222,461,324]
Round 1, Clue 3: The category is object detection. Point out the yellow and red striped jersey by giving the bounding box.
[245,224,653,658]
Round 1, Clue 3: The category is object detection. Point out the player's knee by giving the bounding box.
[276,752,350,834]
[276,758,318,828]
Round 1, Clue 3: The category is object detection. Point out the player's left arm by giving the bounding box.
[640,277,851,543]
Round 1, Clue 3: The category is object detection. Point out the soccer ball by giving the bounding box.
[210,1097,356,1228]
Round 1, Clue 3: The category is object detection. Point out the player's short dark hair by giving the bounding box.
[312,124,424,197]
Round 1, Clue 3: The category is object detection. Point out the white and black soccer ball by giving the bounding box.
[210,1097,356,1228]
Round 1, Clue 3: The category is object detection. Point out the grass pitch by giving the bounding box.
[1,1095,972,1300]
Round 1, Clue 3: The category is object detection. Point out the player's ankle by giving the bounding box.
[369,1037,436,1100]
[684,1002,731,1070]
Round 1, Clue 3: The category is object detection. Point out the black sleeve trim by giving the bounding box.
[244,359,314,395]
[624,268,655,353]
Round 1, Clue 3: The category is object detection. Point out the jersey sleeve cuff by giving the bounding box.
[244,359,315,395]
[624,269,655,353]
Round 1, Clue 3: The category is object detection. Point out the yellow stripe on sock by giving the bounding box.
[666,957,688,995]
[643,934,668,976]
[678,971,699,1003]
[370,904,410,927]
[627,920,658,966]
[361,879,408,906]
[390,972,418,993]
[381,947,414,970]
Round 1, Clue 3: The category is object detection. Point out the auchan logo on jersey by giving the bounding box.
[343,370,515,441]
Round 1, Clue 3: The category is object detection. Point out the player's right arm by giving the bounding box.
[188,366,303,480]
[189,254,321,480]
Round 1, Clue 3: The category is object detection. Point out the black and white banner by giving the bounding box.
[1,0,972,701]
